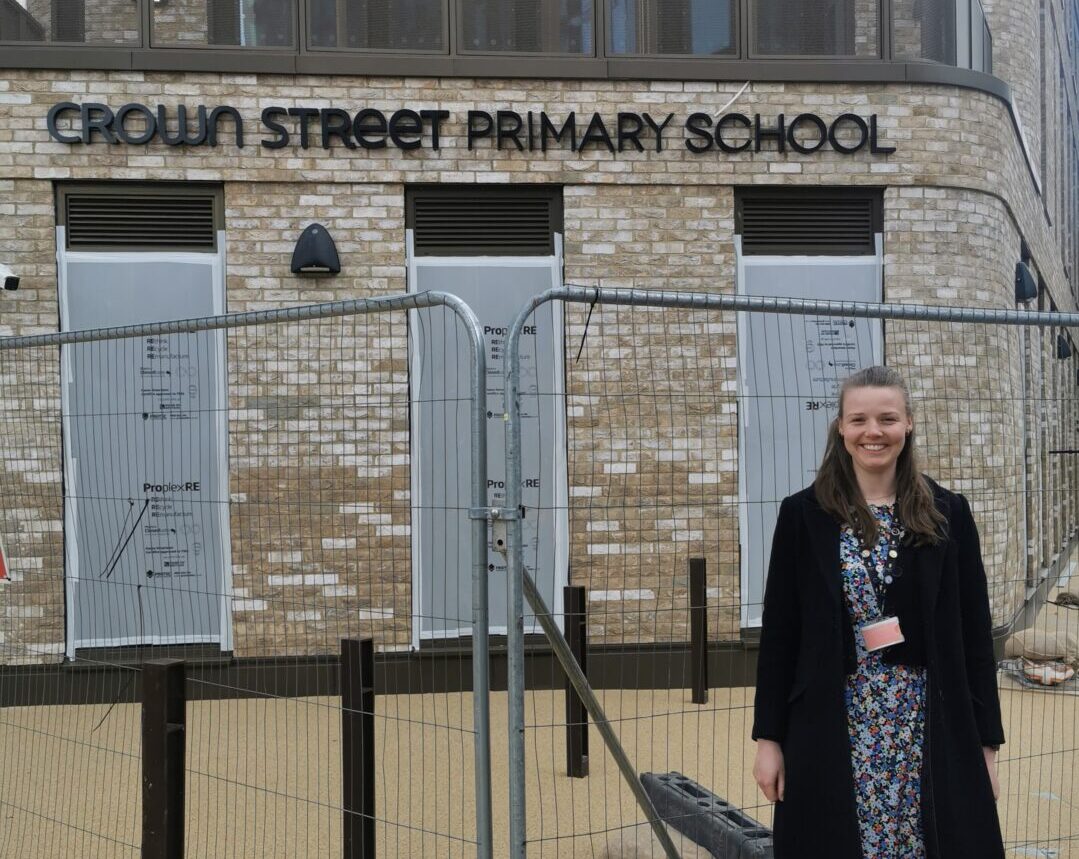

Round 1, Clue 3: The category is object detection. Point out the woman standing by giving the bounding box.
[751,366,1005,858]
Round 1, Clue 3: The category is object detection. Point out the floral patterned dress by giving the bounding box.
[840,503,928,858]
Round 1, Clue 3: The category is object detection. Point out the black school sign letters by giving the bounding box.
[46,102,897,156]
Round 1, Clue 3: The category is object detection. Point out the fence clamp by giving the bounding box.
[470,506,521,559]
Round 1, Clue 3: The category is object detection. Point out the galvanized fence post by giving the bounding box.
[449,295,495,859]
[504,297,682,859]
[504,310,528,859]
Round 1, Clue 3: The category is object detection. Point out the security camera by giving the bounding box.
[0,264,18,291]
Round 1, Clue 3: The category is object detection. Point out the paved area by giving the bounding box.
[1,681,1075,857]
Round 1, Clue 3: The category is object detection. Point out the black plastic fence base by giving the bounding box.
[640,771,774,858]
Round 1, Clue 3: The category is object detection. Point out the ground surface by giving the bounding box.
[1,682,1076,858]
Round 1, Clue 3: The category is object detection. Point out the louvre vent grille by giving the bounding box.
[409,189,559,256]
[738,193,880,255]
[65,194,217,251]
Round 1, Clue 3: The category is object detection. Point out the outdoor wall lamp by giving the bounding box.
[291,223,341,275]
[1057,334,1072,359]
[1015,260,1037,302]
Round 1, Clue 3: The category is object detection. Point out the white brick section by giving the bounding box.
[589,589,656,602]
[322,537,357,549]
[267,574,304,586]
[358,608,393,620]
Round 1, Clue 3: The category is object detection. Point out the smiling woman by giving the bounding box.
[753,365,1006,859]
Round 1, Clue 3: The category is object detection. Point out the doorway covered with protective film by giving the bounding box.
[406,186,569,646]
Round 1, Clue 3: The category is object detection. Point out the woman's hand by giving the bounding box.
[753,739,785,802]
[983,746,1000,801]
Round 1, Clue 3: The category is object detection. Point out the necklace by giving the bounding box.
[853,510,906,600]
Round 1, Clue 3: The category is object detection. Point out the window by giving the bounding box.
[458,0,592,54]
[51,0,84,42]
[309,0,443,49]
[753,0,877,57]
[0,0,46,41]
[608,0,735,56]
[152,0,295,46]
[891,0,954,63]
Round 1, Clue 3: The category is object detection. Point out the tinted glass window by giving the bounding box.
[459,0,592,54]
[608,0,734,56]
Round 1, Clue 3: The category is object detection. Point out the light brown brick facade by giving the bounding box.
[0,66,1076,662]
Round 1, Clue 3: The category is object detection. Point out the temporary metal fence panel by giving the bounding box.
[0,292,493,859]
[3,284,1078,859]
[503,287,1079,858]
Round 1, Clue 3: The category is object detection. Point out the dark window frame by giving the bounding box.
[0,0,994,74]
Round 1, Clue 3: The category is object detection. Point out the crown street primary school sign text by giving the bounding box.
[47,103,897,155]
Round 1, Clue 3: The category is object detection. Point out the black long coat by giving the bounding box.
[752,479,1005,858]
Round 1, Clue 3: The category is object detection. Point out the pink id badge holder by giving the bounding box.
[859,616,905,652]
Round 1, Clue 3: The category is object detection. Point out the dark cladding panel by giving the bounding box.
[60,186,220,252]
[407,186,562,256]
[736,189,882,256]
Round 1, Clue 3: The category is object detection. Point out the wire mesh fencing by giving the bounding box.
[0,293,493,859]
[502,288,1079,859]
[3,285,1079,859]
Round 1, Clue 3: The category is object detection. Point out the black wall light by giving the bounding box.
[1057,334,1072,359]
[1015,260,1037,302]
[291,223,341,275]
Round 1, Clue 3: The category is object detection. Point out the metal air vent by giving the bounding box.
[736,190,882,255]
[61,186,220,252]
[408,187,562,256]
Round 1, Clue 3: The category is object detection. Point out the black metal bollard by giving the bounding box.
[690,558,709,704]
[142,658,186,859]
[341,638,375,859]
[564,585,589,777]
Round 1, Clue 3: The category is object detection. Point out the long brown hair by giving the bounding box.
[813,366,946,546]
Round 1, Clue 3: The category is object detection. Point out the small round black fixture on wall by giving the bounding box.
[291,223,341,275]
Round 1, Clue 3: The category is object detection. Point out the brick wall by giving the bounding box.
[0,71,1073,662]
